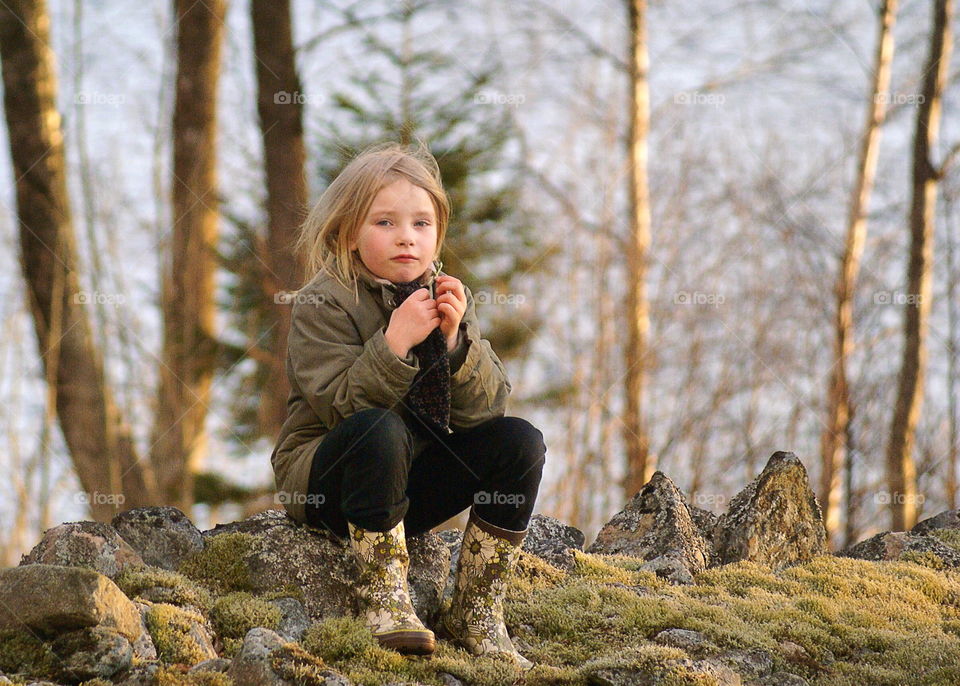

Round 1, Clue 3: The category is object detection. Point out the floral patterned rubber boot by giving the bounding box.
[347,519,436,655]
[439,508,534,669]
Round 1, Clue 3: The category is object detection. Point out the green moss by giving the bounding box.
[269,640,331,685]
[155,665,233,685]
[513,551,569,592]
[568,549,664,587]
[220,637,243,658]
[0,629,59,680]
[694,559,804,596]
[302,616,404,667]
[116,564,214,612]
[579,644,716,686]
[209,592,282,657]
[301,616,445,685]
[901,550,947,570]
[146,603,214,666]
[928,528,960,554]
[78,680,115,686]
[425,642,527,686]
[178,533,258,594]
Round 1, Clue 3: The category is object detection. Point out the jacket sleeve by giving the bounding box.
[287,293,420,428]
[448,284,512,429]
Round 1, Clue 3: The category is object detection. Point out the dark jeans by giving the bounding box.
[305,408,546,539]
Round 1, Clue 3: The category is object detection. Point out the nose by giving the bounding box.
[396,224,416,246]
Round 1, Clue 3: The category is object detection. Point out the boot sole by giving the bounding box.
[375,629,436,655]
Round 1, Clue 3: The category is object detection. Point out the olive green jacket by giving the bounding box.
[271,255,512,524]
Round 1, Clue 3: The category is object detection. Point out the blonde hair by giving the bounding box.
[295,139,450,300]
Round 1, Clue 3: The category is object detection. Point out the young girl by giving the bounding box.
[271,141,546,668]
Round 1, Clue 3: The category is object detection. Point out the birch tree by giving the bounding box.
[250,0,308,440]
[885,0,953,531]
[820,0,899,546]
[0,0,155,521]
[151,0,227,512]
[623,0,653,498]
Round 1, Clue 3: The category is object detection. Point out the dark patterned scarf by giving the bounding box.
[391,280,450,437]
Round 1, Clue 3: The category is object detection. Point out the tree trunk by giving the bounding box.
[947,196,958,509]
[622,0,653,499]
[0,0,154,520]
[821,0,898,547]
[885,0,952,531]
[151,0,226,512]
[251,0,308,440]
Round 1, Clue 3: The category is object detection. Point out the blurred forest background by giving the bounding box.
[0,0,958,565]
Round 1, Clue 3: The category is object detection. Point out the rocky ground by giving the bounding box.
[2,450,960,685]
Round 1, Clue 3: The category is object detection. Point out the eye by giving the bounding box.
[376,220,392,226]
[415,220,431,227]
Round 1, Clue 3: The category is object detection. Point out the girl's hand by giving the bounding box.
[384,288,440,358]
[435,275,467,350]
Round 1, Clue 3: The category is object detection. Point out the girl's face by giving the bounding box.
[350,177,439,283]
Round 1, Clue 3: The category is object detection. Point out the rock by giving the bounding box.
[584,649,742,686]
[112,507,204,570]
[49,626,132,681]
[198,509,447,625]
[588,472,711,583]
[196,510,356,623]
[712,452,827,569]
[437,528,463,607]
[0,565,143,641]
[113,663,159,686]
[636,557,696,585]
[226,627,344,686]
[653,628,715,654]
[406,533,451,628]
[131,602,157,661]
[911,509,960,534]
[714,649,774,681]
[838,530,960,567]
[755,673,809,686]
[143,602,218,665]
[19,521,144,579]
[693,659,743,686]
[774,640,832,676]
[268,596,311,642]
[189,657,232,673]
[523,514,585,571]
[689,505,720,545]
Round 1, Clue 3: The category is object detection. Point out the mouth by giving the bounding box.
[391,255,418,262]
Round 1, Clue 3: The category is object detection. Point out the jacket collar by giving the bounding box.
[323,253,443,308]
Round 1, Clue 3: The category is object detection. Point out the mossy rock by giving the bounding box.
[269,641,334,685]
[209,592,282,658]
[179,516,356,625]
[155,665,233,685]
[116,565,214,613]
[179,534,259,596]
[145,603,218,666]
[0,629,60,681]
